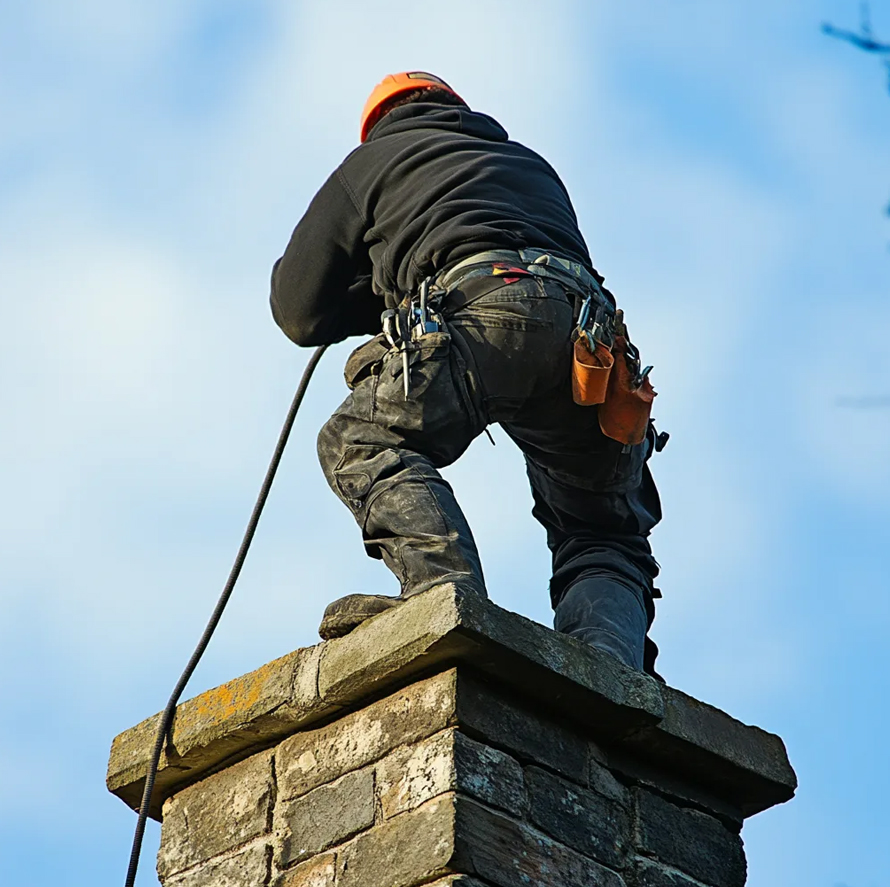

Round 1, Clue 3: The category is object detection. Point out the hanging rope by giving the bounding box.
[123,344,329,887]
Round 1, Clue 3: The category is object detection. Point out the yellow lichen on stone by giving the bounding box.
[191,661,275,723]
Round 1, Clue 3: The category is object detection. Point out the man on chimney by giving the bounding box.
[271,72,664,676]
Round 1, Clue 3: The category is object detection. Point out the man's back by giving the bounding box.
[271,103,592,346]
[345,103,592,296]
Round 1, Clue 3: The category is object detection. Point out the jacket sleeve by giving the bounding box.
[270,168,384,347]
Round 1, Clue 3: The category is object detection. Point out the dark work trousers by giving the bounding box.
[317,275,662,674]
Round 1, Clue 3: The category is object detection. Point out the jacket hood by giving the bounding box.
[367,104,510,143]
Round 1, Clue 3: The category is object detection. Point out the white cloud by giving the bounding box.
[0,0,796,694]
[3,2,890,882]
[28,0,185,68]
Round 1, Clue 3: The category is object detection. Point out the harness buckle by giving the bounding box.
[381,278,444,399]
[576,296,615,350]
[412,277,441,336]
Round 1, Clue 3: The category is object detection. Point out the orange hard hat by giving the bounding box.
[360,71,462,142]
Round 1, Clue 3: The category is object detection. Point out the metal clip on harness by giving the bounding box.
[575,294,614,354]
[381,278,443,399]
[611,309,653,391]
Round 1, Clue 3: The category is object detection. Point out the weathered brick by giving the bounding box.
[607,748,744,824]
[272,852,336,887]
[337,794,457,887]
[376,728,525,818]
[588,751,631,806]
[162,842,270,887]
[452,731,525,815]
[277,670,457,799]
[630,857,706,887]
[635,789,746,887]
[157,750,274,878]
[453,796,625,887]
[376,732,452,819]
[456,672,589,783]
[526,766,630,870]
[275,769,375,868]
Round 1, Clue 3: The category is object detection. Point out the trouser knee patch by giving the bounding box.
[331,445,401,510]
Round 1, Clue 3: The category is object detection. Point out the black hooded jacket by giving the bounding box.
[271,103,593,346]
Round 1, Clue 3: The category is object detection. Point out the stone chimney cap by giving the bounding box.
[107,584,796,822]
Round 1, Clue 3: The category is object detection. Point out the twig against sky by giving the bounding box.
[821,3,890,232]
[822,2,890,92]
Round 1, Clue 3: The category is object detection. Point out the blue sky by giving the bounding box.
[2,1,889,885]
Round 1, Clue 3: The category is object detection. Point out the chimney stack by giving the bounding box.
[108,584,796,886]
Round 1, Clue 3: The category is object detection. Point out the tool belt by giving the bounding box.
[377,248,608,399]
[435,248,660,448]
[436,247,614,313]
[378,249,665,449]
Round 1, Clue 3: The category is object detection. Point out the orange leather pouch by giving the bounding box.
[597,334,656,446]
[571,336,614,406]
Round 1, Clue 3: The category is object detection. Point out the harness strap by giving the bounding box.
[439,272,529,314]
[435,249,614,315]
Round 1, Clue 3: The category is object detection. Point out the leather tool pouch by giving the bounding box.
[571,336,614,406]
[597,334,656,446]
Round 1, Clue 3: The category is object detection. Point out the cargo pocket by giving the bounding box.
[344,334,390,390]
[332,444,402,513]
[372,329,484,467]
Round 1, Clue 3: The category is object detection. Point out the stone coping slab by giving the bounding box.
[107,584,796,821]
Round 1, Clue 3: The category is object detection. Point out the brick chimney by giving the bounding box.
[108,584,796,887]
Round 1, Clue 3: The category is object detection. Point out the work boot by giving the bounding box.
[553,576,648,671]
[318,594,403,640]
[318,580,487,641]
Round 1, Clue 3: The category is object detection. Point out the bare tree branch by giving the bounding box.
[822,2,890,91]
[822,3,890,245]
